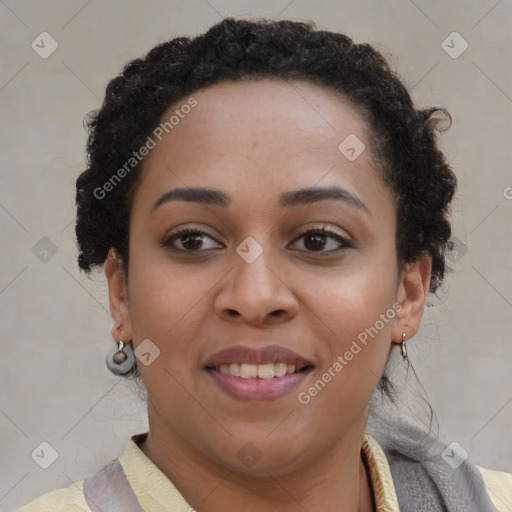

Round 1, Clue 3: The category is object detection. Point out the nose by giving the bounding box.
[214,244,299,326]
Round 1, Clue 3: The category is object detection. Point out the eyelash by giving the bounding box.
[162,226,351,255]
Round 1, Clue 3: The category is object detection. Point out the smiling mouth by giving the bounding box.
[206,362,314,379]
[203,345,315,401]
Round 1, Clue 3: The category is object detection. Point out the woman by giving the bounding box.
[20,17,511,511]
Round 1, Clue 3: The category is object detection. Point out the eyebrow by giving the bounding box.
[151,185,371,215]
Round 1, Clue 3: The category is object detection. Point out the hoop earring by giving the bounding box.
[106,333,136,376]
[401,333,408,360]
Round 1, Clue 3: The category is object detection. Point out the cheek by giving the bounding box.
[299,267,397,405]
[126,255,222,366]
[307,257,398,340]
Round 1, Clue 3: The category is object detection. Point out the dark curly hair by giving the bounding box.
[76,17,456,295]
[75,17,457,400]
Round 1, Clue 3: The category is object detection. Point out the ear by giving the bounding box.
[391,253,432,345]
[104,248,133,344]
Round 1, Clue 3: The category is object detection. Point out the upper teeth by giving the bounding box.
[218,363,297,379]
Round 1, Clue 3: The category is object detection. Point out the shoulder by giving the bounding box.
[17,479,91,512]
[478,466,512,512]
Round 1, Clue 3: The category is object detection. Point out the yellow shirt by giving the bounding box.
[18,433,512,511]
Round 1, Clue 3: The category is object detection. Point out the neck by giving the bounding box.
[140,403,375,512]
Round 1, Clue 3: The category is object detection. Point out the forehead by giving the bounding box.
[173,78,369,154]
[134,78,391,218]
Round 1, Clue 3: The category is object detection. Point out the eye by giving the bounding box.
[289,226,350,253]
[162,228,224,252]
[162,226,350,254]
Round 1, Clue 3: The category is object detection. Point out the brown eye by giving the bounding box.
[180,233,207,251]
[303,232,329,251]
[289,228,349,253]
[162,228,224,252]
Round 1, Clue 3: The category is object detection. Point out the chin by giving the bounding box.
[207,433,313,477]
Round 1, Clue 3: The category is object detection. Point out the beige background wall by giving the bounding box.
[1,0,511,509]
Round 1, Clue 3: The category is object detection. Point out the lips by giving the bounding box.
[203,344,314,373]
[203,344,314,401]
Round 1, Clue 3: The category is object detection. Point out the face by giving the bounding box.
[106,79,430,476]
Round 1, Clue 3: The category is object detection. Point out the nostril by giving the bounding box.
[227,309,239,316]
[270,310,285,316]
